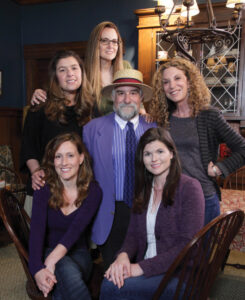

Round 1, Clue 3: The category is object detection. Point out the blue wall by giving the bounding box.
[0,0,223,108]
[0,0,23,108]
[21,0,153,67]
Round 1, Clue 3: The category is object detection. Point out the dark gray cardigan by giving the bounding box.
[197,108,245,176]
[196,108,245,197]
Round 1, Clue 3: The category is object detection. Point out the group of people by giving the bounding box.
[20,20,245,300]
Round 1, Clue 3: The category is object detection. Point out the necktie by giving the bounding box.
[123,121,137,207]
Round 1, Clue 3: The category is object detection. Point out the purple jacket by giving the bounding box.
[83,112,156,245]
[119,174,205,277]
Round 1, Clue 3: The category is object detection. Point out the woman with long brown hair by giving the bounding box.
[21,50,94,215]
[29,132,102,299]
[30,21,149,116]
[100,127,204,300]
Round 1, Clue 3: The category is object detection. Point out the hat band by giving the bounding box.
[113,78,142,84]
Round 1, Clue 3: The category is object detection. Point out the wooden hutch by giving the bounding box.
[135,2,245,133]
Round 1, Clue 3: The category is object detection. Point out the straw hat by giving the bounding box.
[101,69,152,102]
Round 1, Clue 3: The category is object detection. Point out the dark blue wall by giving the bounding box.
[0,0,223,108]
[21,0,152,66]
[0,0,23,108]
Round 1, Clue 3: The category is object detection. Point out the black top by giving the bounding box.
[20,105,83,194]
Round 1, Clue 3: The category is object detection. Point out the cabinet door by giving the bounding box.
[200,26,242,116]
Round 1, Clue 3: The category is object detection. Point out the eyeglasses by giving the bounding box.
[100,38,120,46]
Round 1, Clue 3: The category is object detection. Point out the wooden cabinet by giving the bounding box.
[135,3,245,121]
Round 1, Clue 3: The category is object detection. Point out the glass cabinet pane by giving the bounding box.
[156,27,241,116]
[200,26,241,115]
[155,31,176,69]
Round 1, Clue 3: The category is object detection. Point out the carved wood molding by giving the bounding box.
[24,41,87,59]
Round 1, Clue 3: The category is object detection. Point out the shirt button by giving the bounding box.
[111,211,115,215]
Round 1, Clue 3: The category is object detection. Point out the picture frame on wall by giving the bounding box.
[0,70,2,96]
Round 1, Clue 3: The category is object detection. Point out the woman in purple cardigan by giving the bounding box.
[29,132,102,299]
[100,127,204,299]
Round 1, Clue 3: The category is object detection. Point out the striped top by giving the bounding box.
[194,108,245,198]
[113,114,144,201]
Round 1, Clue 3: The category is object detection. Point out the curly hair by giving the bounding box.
[42,132,94,209]
[133,127,181,214]
[32,50,94,126]
[84,21,124,105]
[149,58,211,127]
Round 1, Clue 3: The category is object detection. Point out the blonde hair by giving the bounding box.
[149,58,211,127]
[84,21,124,106]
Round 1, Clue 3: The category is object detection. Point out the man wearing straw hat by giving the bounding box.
[83,69,156,269]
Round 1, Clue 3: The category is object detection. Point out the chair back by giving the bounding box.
[0,145,26,206]
[0,189,51,300]
[152,209,244,300]
[0,166,26,207]
[0,145,14,169]
[0,145,15,182]
[223,166,245,190]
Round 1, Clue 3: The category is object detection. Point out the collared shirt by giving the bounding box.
[112,114,144,201]
[144,187,161,259]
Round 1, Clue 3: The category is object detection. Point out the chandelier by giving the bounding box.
[155,0,245,62]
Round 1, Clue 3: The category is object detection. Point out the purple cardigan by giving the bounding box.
[118,174,205,277]
[29,181,102,277]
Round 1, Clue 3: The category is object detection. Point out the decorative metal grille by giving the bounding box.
[156,27,241,115]
[156,31,176,69]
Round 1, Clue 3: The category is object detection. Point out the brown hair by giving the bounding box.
[149,57,211,127]
[133,127,181,213]
[32,50,94,126]
[84,21,124,105]
[42,132,93,209]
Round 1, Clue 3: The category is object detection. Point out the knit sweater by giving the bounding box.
[29,181,102,277]
[118,174,205,277]
[196,108,245,177]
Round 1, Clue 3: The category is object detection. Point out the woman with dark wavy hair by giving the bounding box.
[149,57,245,224]
[100,127,204,300]
[29,132,102,299]
[21,50,95,215]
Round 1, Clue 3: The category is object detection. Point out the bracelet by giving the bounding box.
[213,166,219,177]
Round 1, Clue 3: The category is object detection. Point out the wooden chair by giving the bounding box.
[0,144,27,207]
[0,188,51,300]
[0,166,27,207]
[220,166,245,269]
[152,210,244,300]
[223,166,245,190]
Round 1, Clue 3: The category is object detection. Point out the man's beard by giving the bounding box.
[114,103,138,121]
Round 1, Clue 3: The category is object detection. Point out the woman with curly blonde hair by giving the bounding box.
[149,57,245,224]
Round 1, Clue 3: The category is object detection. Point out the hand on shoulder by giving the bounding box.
[31,89,47,106]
